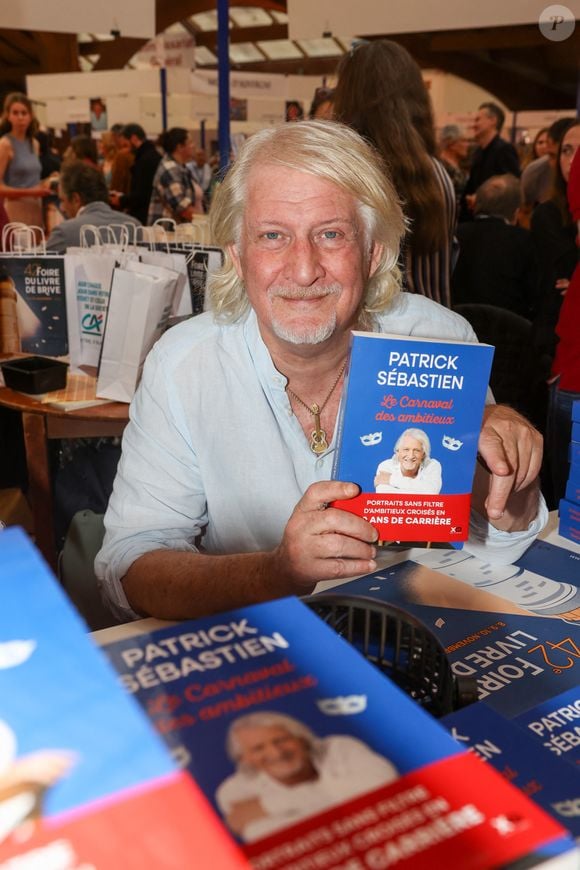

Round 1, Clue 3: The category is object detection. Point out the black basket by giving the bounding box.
[303,593,477,718]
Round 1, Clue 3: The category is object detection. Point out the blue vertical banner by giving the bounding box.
[160,67,168,132]
[217,0,231,171]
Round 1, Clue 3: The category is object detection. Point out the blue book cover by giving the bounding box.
[103,596,576,869]
[331,556,580,719]
[514,685,580,769]
[0,255,68,356]
[572,422,580,444]
[331,331,493,543]
[559,499,580,545]
[0,528,245,867]
[573,400,580,424]
[442,703,580,838]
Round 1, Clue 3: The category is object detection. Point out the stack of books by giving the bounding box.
[559,399,580,544]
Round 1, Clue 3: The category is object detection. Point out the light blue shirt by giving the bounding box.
[95,293,547,620]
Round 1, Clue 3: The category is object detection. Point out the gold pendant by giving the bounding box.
[310,428,328,454]
[310,404,328,454]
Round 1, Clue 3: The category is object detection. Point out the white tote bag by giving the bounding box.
[95,261,179,403]
[64,251,117,374]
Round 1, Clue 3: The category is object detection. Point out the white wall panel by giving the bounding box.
[1,0,154,38]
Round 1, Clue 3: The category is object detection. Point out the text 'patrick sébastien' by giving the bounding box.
[118,619,289,676]
[377,351,464,390]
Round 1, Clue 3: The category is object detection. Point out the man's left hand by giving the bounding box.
[475,405,542,529]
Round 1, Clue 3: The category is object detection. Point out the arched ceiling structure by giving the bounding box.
[0,1,578,110]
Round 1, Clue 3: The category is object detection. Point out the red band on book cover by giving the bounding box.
[331,493,471,542]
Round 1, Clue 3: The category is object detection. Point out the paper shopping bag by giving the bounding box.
[64,251,117,374]
[138,249,190,316]
[95,262,179,403]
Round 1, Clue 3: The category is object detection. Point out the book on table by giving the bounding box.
[102,594,578,869]
[329,538,580,840]
[0,527,246,868]
[331,331,493,544]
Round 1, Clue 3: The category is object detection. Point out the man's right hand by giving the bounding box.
[270,481,378,591]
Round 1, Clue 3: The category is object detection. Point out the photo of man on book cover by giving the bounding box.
[374,428,443,495]
[215,711,398,843]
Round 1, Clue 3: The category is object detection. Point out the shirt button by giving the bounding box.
[316,458,324,468]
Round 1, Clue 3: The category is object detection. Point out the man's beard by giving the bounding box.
[268,284,342,345]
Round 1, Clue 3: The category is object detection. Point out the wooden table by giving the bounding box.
[0,383,129,570]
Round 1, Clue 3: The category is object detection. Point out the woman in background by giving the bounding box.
[522,126,550,168]
[98,131,117,189]
[0,93,49,240]
[333,40,456,308]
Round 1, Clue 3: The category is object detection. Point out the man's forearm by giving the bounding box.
[123,549,312,621]
[471,461,540,532]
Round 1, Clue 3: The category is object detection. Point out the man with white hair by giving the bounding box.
[96,120,546,622]
[375,428,442,494]
[215,711,398,842]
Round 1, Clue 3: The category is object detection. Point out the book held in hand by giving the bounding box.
[332,331,493,543]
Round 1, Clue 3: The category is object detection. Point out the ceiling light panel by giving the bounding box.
[229,43,265,63]
[229,7,273,27]
[296,37,343,57]
[257,39,304,60]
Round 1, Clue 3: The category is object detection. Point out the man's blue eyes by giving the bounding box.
[260,231,343,242]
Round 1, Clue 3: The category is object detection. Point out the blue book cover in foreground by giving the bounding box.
[0,528,245,868]
[103,596,576,869]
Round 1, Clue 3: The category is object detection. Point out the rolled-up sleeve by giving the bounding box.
[95,343,206,620]
[464,492,549,564]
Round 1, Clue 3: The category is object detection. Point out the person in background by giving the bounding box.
[438,123,469,208]
[461,102,520,220]
[0,92,50,240]
[520,118,576,227]
[452,173,538,318]
[527,127,550,164]
[46,162,141,253]
[333,39,457,308]
[109,123,161,225]
[95,120,546,623]
[308,87,334,121]
[148,127,201,225]
[36,129,62,235]
[98,131,117,189]
[546,143,580,504]
[108,124,134,198]
[62,135,99,170]
[186,147,212,211]
[530,121,580,365]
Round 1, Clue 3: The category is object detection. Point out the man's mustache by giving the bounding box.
[269,284,342,300]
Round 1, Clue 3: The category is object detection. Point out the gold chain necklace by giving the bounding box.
[286,359,348,454]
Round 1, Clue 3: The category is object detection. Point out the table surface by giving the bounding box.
[0,382,129,422]
[92,511,580,645]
